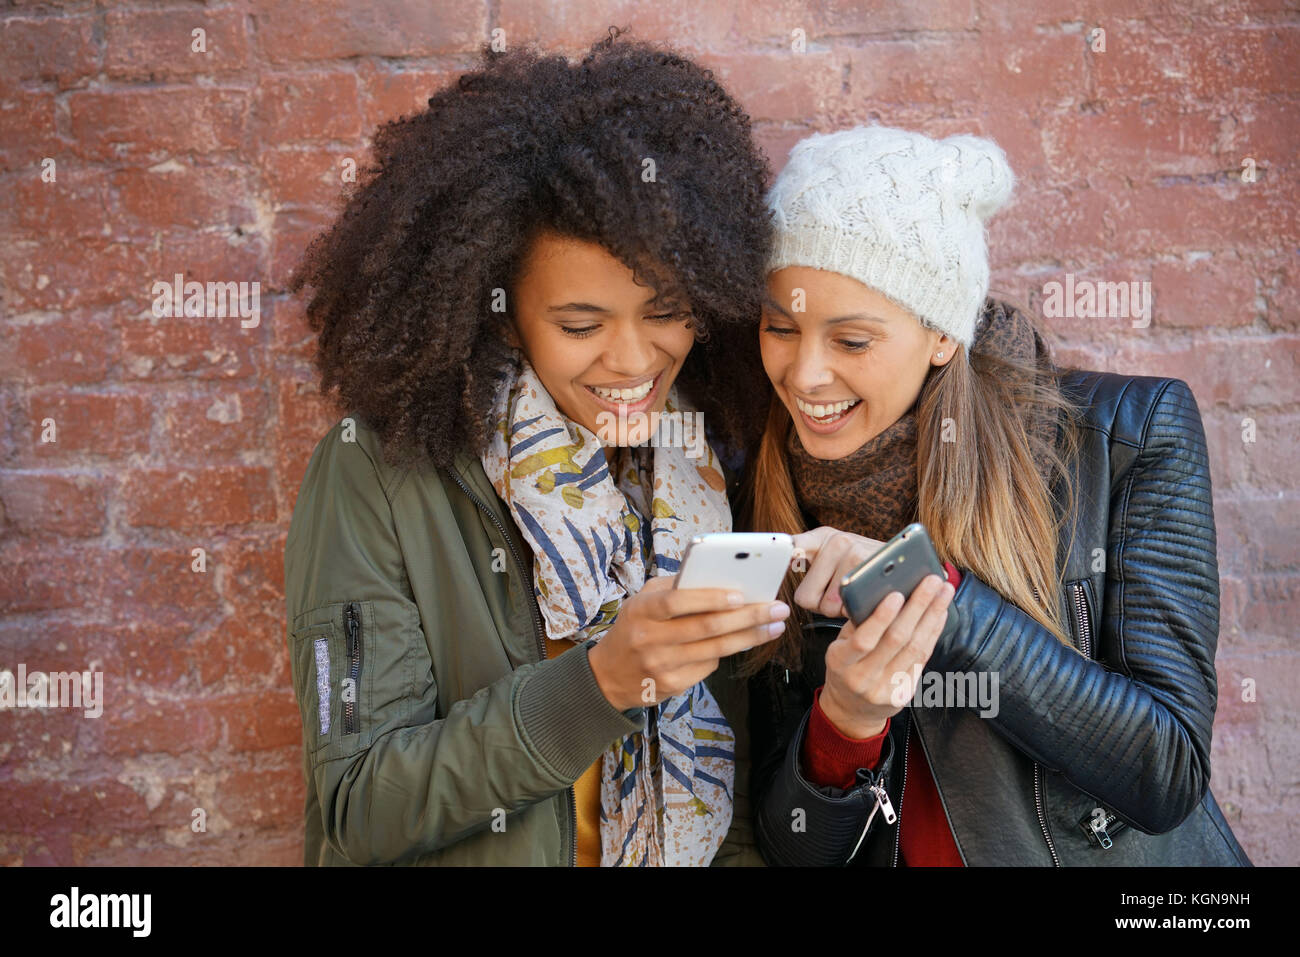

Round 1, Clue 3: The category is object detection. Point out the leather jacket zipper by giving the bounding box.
[1030,584,1098,864]
[1033,762,1061,866]
[890,716,910,867]
[1079,808,1127,848]
[1025,583,1062,867]
[343,601,363,735]
[849,779,896,864]
[445,467,574,866]
[1070,581,1093,659]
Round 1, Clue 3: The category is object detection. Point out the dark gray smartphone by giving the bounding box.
[839,523,957,631]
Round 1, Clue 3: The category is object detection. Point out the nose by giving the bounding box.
[602,319,659,379]
[786,337,834,395]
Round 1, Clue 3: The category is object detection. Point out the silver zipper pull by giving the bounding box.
[847,780,895,863]
[868,783,897,824]
[1088,816,1114,849]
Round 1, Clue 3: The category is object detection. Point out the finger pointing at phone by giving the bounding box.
[791,526,886,618]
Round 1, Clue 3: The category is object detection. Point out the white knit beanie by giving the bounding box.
[766,124,1015,351]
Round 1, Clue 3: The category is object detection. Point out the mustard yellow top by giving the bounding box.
[545,636,604,866]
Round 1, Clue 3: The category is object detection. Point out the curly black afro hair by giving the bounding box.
[289,27,775,471]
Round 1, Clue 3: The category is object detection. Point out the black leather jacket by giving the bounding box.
[750,370,1253,866]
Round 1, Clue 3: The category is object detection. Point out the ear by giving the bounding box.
[930,332,956,367]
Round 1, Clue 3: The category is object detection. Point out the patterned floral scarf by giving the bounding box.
[481,359,735,866]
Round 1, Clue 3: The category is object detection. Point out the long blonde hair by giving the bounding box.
[738,303,1083,675]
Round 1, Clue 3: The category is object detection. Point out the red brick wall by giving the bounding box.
[1,1,1295,865]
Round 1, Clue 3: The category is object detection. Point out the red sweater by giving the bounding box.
[800,562,964,867]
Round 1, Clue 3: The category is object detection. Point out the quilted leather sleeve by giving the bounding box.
[932,378,1220,834]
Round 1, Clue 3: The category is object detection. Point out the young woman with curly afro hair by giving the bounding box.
[283,28,784,867]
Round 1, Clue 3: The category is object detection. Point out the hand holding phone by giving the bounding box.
[817,524,958,739]
[819,573,956,738]
[588,535,795,712]
[839,523,956,631]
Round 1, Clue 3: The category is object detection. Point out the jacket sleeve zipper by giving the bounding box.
[1071,579,1119,853]
[444,466,574,866]
[1025,584,1063,867]
[1071,581,1093,660]
[343,601,363,735]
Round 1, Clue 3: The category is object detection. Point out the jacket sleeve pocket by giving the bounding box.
[289,600,386,763]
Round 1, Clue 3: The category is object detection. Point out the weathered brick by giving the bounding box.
[0,542,106,614]
[253,72,364,144]
[259,146,354,213]
[104,7,250,81]
[1092,27,1300,102]
[1041,102,1226,184]
[1203,409,1300,493]
[1151,254,1258,329]
[0,470,109,537]
[0,13,97,87]
[275,377,337,520]
[211,690,301,752]
[114,163,258,234]
[101,696,221,756]
[706,50,844,125]
[255,0,483,62]
[0,315,114,384]
[1111,334,1299,409]
[157,386,272,460]
[9,390,152,464]
[0,88,56,172]
[121,466,277,529]
[7,167,116,241]
[358,63,461,127]
[68,89,249,164]
[116,310,263,383]
[4,238,159,315]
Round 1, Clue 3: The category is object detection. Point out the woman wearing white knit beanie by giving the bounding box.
[743,124,1250,868]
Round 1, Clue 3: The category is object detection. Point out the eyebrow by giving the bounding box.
[762,294,890,326]
[548,293,679,315]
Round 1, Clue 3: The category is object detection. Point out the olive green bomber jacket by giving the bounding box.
[283,416,764,866]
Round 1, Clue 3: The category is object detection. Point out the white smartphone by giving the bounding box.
[674,532,796,604]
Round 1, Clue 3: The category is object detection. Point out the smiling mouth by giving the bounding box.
[794,395,861,425]
[583,371,666,415]
[587,376,657,403]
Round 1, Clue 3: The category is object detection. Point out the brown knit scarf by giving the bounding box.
[786,298,1059,541]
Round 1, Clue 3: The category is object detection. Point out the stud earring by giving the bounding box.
[936,351,945,359]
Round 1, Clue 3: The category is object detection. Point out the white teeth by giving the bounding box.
[795,396,860,419]
[591,378,654,402]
